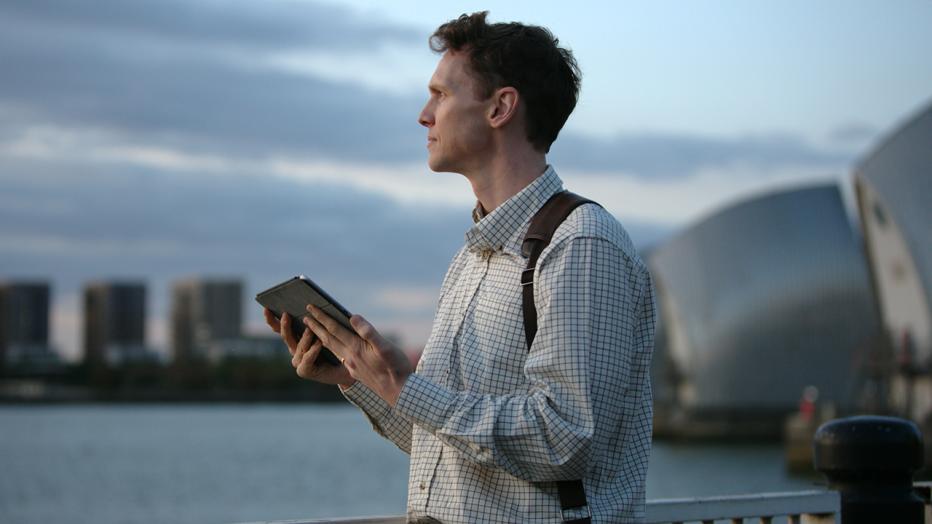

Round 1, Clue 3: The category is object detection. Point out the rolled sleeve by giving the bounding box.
[395,373,458,431]
[342,381,413,454]
[395,371,592,481]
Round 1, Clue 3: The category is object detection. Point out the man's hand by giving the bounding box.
[263,308,356,387]
[304,304,413,406]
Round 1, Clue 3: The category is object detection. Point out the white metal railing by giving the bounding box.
[644,490,839,523]
[237,490,841,524]
[237,483,932,524]
[237,517,403,524]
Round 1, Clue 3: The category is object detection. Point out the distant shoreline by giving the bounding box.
[0,379,347,404]
[0,394,346,404]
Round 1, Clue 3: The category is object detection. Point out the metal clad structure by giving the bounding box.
[854,103,932,423]
[649,184,879,417]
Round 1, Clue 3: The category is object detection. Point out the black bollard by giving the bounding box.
[813,415,925,524]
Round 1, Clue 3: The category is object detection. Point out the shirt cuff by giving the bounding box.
[394,373,458,432]
[341,380,392,419]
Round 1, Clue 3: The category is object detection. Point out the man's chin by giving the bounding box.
[427,166,461,175]
[426,156,466,175]
[426,158,447,173]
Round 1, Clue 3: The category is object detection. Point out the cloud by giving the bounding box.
[0,0,429,166]
[563,166,847,228]
[1,0,420,52]
[371,286,441,313]
[828,122,879,147]
[550,131,853,179]
[0,0,860,181]
[0,157,467,281]
[0,25,426,164]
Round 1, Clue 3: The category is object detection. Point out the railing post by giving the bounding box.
[813,415,925,524]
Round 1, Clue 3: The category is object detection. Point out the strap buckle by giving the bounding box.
[520,267,536,286]
[561,504,592,523]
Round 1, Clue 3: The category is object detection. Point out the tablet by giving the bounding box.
[255,275,353,366]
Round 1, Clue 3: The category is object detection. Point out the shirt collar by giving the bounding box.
[465,165,564,257]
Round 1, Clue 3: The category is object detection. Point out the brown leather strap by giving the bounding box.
[520,190,599,523]
[557,479,592,523]
[521,191,597,349]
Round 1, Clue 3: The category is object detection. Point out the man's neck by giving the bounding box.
[467,150,548,214]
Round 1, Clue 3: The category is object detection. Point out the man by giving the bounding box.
[265,11,655,523]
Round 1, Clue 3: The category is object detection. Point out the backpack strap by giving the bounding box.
[521,191,598,349]
[520,190,599,524]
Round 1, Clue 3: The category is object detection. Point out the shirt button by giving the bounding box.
[419,482,426,491]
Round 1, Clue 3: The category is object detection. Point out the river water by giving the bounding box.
[0,404,817,523]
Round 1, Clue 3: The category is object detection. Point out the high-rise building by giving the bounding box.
[83,281,149,366]
[171,278,242,362]
[0,281,57,370]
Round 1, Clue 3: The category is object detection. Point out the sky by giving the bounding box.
[1,0,930,360]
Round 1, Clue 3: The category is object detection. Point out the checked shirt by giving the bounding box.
[343,166,656,523]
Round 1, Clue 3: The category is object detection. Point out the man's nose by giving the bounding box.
[418,102,433,128]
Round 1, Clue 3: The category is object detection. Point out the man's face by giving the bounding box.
[418,51,492,174]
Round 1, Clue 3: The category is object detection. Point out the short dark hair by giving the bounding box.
[430,11,581,153]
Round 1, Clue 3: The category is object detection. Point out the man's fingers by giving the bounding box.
[281,313,300,353]
[291,326,307,365]
[263,308,281,333]
[305,339,323,360]
[293,326,315,365]
[307,305,355,347]
[296,340,324,378]
[303,315,330,348]
[291,336,322,372]
[297,320,319,347]
[304,339,324,368]
[350,314,388,348]
[304,311,353,358]
[305,315,355,368]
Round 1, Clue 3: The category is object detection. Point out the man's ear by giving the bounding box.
[487,87,519,129]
